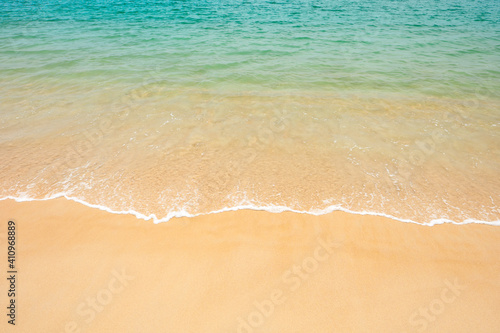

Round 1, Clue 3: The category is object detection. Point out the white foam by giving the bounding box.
[1,193,499,227]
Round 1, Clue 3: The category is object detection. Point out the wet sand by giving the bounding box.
[0,198,499,332]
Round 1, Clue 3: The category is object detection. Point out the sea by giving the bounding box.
[0,0,499,224]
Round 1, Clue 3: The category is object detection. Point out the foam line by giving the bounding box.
[1,194,499,227]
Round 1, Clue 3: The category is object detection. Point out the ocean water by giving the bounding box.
[0,0,499,224]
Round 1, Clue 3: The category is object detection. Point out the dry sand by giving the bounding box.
[0,198,499,332]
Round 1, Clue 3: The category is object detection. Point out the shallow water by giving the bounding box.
[1,0,499,223]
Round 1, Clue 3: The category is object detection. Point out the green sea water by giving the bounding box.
[0,0,499,223]
[1,0,499,95]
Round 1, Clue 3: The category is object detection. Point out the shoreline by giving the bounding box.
[1,197,499,332]
[2,195,499,226]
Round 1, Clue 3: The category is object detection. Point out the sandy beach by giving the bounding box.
[2,1,500,332]
[1,198,499,332]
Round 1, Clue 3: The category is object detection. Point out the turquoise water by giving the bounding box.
[1,0,499,95]
[0,0,499,224]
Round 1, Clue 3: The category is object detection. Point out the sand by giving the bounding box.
[0,198,499,332]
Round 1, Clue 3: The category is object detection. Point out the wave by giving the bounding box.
[2,193,499,227]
